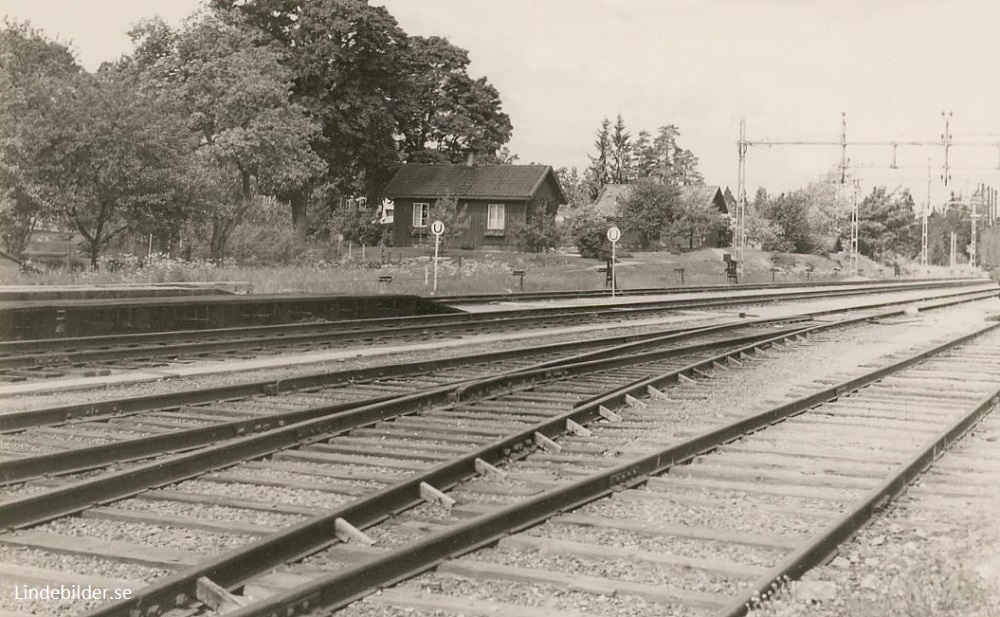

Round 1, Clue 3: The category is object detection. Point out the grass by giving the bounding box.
[1,246,985,295]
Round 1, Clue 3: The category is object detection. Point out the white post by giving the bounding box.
[148,234,153,257]
[430,220,445,294]
[606,226,621,297]
[611,240,617,298]
[433,233,440,294]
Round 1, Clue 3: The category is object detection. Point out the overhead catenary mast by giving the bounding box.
[736,111,999,275]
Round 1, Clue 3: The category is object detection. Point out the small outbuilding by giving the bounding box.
[382,161,568,248]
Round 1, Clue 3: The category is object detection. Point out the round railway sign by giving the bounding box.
[431,220,446,236]
[606,226,622,243]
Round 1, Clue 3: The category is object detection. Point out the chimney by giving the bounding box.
[465,151,476,167]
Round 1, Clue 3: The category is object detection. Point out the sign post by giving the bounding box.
[430,220,445,293]
[606,226,621,298]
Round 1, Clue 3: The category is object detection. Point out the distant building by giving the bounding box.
[382,159,567,248]
[589,183,731,250]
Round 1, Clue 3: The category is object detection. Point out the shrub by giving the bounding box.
[569,212,612,259]
[330,208,384,246]
[510,209,561,253]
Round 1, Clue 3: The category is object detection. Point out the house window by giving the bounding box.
[412,203,429,228]
[487,204,505,231]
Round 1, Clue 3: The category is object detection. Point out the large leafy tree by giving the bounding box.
[127,13,325,261]
[395,35,512,164]
[0,22,79,257]
[24,70,193,268]
[211,0,409,233]
[213,0,512,237]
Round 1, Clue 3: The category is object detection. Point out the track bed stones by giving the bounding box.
[7,298,1000,617]
[319,317,1000,617]
[747,392,1000,617]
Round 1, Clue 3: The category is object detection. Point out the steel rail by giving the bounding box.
[433,276,987,303]
[81,297,995,617]
[719,374,1000,615]
[206,320,1000,617]
[0,322,815,529]
[0,316,768,433]
[0,279,986,364]
[24,274,979,428]
[0,321,801,484]
[79,324,818,617]
[4,288,992,486]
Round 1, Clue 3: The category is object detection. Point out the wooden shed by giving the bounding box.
[383,163,567,248]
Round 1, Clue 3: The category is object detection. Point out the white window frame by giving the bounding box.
[412,203,429,228]
[487,203,505,231]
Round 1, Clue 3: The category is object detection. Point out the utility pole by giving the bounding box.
[970,185,981,267]
[839,112,848,183]
[849,178,860,276]
[941,111,952,186]
[737,111,998,274]
[736,119,748,274]
[922,158,930,267]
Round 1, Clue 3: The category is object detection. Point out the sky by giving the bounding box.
[3,0,1000,204]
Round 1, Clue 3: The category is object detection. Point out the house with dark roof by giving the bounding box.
[382,162,568,248]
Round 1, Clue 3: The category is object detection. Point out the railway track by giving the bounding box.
[142,310,998,617]
[432,276,974,304]
[0,320,794,491]
[0,279,988,384]
[0,290,992,617]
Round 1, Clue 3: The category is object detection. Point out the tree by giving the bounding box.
[927,208,969,265]
[672,148,703,186]
[127,13,325,262]
[586,118,613,200]
[647,125,702,185]
[481,146,519,165]
[24,71,194,268]
[395,35,512,165]
[617,178,680,249]
[746,203,787,251]
[631,130,656,181]
[213,1,512,237]
[857,186,919,262]
[758,192,815,254]
[556,167,591,209]
[0,22,79,257]
[609,113,631,184]
[211,0,409,234]
[753,187,770,208]
[668,195,725,250]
